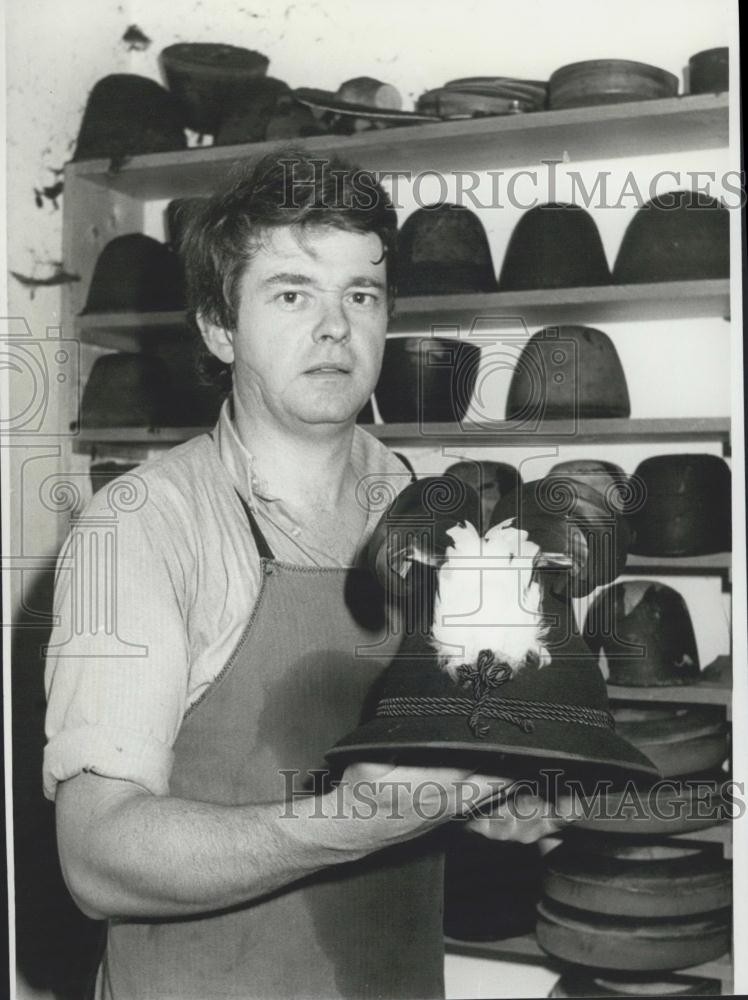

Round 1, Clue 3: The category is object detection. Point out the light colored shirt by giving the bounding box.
[43,403,408,801]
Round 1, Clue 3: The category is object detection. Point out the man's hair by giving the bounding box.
[181,149,399,392]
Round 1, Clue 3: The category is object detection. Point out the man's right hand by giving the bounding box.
[306,761,512,858]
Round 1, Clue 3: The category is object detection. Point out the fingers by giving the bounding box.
[339,763,512,820]
[464,791,573,843]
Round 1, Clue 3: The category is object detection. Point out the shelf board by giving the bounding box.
[607,681,731,708]
[77,311,190,350]
[624,551,731,578]
[391,280,731,330]
[74,279,731,350]
[361,418,730,447]
[77,311,188,333]
[74,427,206,445]
[66,93,729,199]
[444,935,732,984]
[445,933,552,965]
[73,417,730,450]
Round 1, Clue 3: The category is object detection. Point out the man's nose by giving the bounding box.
[313,298,351,342]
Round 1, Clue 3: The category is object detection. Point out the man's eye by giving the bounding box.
[277,291,305,306]
[349,291,379,306]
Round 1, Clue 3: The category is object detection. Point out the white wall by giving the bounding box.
[5,1,737,998]
[5,6,132,998]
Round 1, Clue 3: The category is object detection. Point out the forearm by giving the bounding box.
[58,765,502,921]
[56,773,374,921]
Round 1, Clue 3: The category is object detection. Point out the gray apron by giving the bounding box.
[96,495,446,999]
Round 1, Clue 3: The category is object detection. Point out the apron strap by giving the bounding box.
[235,490,276,561]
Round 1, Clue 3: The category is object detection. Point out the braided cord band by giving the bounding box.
[376,695,614,731]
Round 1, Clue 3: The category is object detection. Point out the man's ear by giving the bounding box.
[196,314,235,364]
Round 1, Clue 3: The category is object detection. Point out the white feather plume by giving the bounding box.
[431,519,551,680]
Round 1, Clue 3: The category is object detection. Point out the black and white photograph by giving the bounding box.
[1,1,744,997]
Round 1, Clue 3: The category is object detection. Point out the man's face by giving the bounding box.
[222,225,389,430]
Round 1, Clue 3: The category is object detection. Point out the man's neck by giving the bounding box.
[231,397,358,511]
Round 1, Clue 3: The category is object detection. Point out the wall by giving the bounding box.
[5,5,132,997]
[5,0,737,997]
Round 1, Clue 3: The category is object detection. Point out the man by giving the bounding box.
[44,152,566,1000]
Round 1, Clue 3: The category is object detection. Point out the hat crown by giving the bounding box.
[630,453,731,556]
[584,580,700,686]
[74,73,186,162]
[83,234,184,313]
[498,202,611,291]
[396,204,497,295]
[613,190,729,283]
[506,325,631,420]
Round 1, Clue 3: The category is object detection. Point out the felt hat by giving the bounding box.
[444,460,522,535]
[549,970,720,997]
[326,592,659,790]
[548,60,678,109]
[547,460,631,511]
[628,454,731,556]
[584,580,700,686]
[488,476,631,596]
[689,48,729,94]
[498,203,612,291]
[613,191,729,283]
[416,88,535,118]
[365,474,481,604]
[79,354,175,429]
[396,203,498,296]
[214,78,296,145]
[505,326,630,421]
[610,704,729,779]
[293,78,438,126]
[444,76,548,106]
[444,829,543,941]
[82,234,185,314]
[543,836,731,918]
[73,74,187,163]
[373,336,481,423]
[573,774,729,836]
[537,898,730,971]
[264,96,327,140]
[160,43,270,136]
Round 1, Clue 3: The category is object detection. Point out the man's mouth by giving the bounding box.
[304,363,352,375]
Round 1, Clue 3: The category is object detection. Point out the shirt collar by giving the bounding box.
[213,396,409,526]
[214,399,279,510]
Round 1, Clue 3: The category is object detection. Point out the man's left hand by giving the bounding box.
[465,786,576,844]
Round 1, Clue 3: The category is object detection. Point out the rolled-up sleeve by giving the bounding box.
[43,487,190,800]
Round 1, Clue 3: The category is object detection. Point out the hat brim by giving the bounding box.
[293,88,440,121]
[326,713,660,792]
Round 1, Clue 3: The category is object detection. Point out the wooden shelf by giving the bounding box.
[444,935,732,986]
[391,280,731,330]
[73,417,730,450]
[606,681,731,709]
[74,427,205,446]
[445,933,552,965]
[73,279,731,351]
[66,94,728,199]
[362,417,730,447]
[623,551,731,578]
[77,311,190,351]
